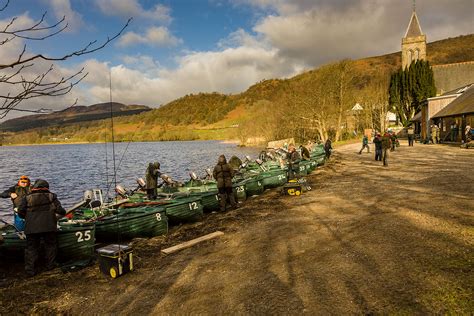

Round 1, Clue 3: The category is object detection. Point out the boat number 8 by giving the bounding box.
[156,213,162,221]
[75,230,91,243]
[188,202,198,210]
[236,186,244,193]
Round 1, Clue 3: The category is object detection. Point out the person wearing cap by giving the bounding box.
[145,161,161,200]
[0,175,31,231]
[17,179,66,277]
[373,133,383,161]
[213,155,237,211]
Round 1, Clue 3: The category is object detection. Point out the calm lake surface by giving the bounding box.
[0,141,260,222]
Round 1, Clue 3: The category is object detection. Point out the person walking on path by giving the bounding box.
[324,139,332,160]
[0,175,31,231]
[407,125,415,146]
[213,155,237,212]
[145,162,161,200]
[358,135,370,154]
[434,125,440,144]
[390,132,397,151]
[373,133,383,161]
[17,179,66,277]
[381,132,392,166]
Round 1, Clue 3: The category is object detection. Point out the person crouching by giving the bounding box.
[213,155,237,212]
[18,179,66,277]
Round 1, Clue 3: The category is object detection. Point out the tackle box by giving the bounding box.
[281,182,302,196]
[97,244,133,278]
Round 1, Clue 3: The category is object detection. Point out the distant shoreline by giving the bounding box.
[1,139,245,147]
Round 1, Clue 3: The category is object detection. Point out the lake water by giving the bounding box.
[0,141,261,222]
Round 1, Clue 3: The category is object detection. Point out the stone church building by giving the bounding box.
[402,8,426,69]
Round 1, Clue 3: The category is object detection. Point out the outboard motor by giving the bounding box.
[190,172,198,180]
[245,155,252,163]
[266,152,275,160]
[83,190,93,202]
[255,159,263,165]
[161,174,174,185]
[136,178,146,189]
[115,184,128,198]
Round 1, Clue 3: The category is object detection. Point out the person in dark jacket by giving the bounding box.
[287,144,301,180]
[358,135,370,154]
[17,179,66,277]
[145,162,161,200]
[0,175,31,231]
[299,145,310,160]
[213,155,237,212]
[381,132,392,166]
[324,139,332,159]
[373,133,383,161]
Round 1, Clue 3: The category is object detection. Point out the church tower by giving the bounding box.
[401,2,426,69]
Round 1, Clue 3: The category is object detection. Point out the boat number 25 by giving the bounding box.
[236,186,245,193]
[75,230,92,243]
[188,202,199,210]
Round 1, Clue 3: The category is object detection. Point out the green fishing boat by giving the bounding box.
[238,175,265,196]
[0,221,95,264]
[259,169,287,189]
[92,206,168,241]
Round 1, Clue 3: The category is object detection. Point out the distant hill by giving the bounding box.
[2,34,473,144]
[0,103,151,132]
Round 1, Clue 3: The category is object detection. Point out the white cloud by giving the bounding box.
[96,0,171,24]
[49,0,84,32]
[117,26,181,47]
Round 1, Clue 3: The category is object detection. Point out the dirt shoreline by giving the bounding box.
[1,141,473,314]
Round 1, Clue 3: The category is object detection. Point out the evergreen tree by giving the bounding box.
[388,60,436,126]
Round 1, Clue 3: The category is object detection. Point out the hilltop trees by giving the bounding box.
[0,0,130,118]
[388,60,436,126]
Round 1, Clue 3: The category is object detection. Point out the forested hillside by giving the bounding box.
[2,34,473,145]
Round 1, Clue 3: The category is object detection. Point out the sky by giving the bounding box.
[0,0,473,119]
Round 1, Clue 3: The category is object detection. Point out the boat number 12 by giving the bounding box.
[75,230,91,243]
[188,202,198,210]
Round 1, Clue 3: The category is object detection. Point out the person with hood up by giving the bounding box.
[0,175,31,231]
[145,161,161,200]
[17,179,66,277]
[324,139,332,159]
[213,155,237,212]
[287,144,301,180]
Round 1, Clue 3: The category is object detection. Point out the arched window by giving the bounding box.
[408,50,414,64]
[415,49,420,61]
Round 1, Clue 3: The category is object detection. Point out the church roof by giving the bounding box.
[404,11,423,38]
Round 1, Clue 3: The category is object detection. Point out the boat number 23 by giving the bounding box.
[75,230,92,243]
[188,202,198,210]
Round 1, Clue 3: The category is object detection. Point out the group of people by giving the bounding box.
[1,176,66,277]
[359,131,398,166]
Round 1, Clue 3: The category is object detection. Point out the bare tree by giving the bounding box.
[0,0,131,118]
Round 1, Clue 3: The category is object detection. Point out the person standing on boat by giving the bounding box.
[213,155,237,212]
[145,162,161,200]
[287,144,301,180]
[299,145,310,161]
[0,175,31,231]
[17,179,66,277]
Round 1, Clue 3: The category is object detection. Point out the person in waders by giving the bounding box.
[213,155,237,212]
[373,133,382,161]
[0,175,31,231]
[18,179,66,277]
[324,139,332,160]
[145,162,161,200]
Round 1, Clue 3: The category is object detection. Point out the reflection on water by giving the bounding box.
[0,141,260,221]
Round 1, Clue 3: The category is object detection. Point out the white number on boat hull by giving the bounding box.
[188,202,198,210]
[75,230,91,243]
[278,175,286,181]
[236,186,244,193]
[156,213,162,221]
[257,181,262,186]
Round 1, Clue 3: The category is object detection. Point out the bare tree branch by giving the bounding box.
[0,1,131,118]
